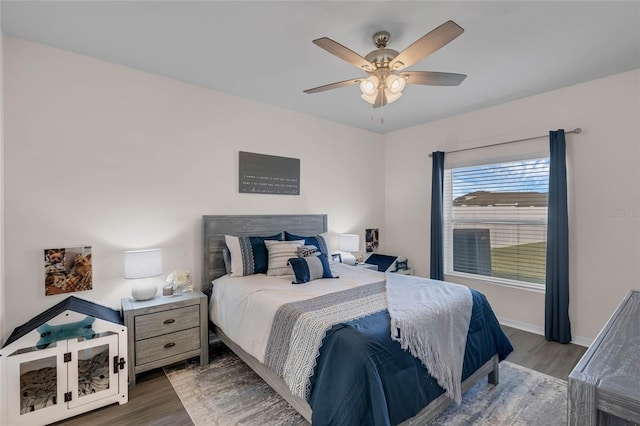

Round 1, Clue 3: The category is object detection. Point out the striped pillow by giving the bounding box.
[265,240,304,276]
[289,254,336,284]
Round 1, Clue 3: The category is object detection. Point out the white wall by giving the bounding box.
[2,37,385,337]
[385,69,640,343]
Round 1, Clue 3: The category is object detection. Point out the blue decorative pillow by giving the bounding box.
[288,254,337,284]
[285,231,330,257]
[225,233,283,277]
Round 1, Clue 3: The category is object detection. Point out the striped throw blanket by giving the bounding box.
[264,281,387,399]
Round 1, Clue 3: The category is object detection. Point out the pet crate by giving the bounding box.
[1,296,128,426]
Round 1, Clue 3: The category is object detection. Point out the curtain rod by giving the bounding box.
[428,128,582,157]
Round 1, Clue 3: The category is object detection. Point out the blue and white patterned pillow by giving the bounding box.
[284,231,330,257]
[224,233,282,277]
[289,254,336,284]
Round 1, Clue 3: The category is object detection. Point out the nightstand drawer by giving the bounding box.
[135,305,200,340]
[135,327,201,365]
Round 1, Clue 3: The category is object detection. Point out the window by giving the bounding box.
[443,158,549,289]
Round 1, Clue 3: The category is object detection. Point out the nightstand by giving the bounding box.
[121,291,208,388]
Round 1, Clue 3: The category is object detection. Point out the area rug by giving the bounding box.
[165,349,567,426]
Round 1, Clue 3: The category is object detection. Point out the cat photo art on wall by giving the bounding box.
[44,246,93,295]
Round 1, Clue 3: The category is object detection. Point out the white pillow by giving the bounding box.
[264,240,304,276]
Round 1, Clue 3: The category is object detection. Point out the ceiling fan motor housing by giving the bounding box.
[365,48,399,69]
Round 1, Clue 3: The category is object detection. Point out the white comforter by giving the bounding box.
[209,263,384,363]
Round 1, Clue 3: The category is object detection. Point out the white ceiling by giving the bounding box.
[2,1,639,133]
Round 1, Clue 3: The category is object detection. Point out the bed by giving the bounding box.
[202,214,513,425]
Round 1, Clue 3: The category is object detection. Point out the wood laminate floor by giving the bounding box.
[51,326,587,426]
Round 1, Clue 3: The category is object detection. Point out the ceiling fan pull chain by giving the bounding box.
[370,104,374,121]
[381,105,384,125]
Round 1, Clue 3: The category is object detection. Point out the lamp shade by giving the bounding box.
[360,75,379,96]
[360,75,379,105]
[339,234,360,253]
[124,248,163,278]
[386,74,406,94]
[124,248,162,301]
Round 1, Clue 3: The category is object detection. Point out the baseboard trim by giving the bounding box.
[569,335,592,348]
[498,316,592,348]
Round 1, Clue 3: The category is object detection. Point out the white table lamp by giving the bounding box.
[339,234,360,265]
[124,248,162,301]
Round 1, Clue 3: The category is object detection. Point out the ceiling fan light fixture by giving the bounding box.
[360,75,379,97]
[386,74,406,95]
[361,92,377,105]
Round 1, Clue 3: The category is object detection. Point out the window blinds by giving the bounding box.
[443,158,549,286]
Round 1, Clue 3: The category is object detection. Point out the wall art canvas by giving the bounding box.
[239,151,300,195]
[44,246,93,296]
[366,228,379,253]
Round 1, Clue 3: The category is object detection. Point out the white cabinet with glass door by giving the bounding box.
[1,300,128,426]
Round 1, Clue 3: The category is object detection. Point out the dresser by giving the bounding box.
[121,291,208,388]
[568,289,640,425]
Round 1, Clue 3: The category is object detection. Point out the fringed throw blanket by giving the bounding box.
[386,273,473,404]
[264,281,387,399]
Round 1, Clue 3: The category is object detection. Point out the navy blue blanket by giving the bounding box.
[308,289,513,426]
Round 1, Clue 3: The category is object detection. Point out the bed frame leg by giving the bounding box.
[488,355,499,385]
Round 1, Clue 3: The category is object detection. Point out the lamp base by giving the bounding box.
[132,281,157,301]
[341,252,357,266]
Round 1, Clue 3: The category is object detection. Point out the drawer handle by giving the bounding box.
[163,319,175,325]
[164,342,176,349]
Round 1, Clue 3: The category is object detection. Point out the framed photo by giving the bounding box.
[331,253,342,263]
[366,228,379,253]
[395,259,408,271]
[44,246,93,296]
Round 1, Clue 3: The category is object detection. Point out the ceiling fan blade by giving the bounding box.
[303,77,363,94]
[313,37,376,72]
[389,20,464,71]
[400,71,467,86]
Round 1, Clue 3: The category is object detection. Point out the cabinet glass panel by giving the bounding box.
[68,332,119,408]
[76,344,110,400]
[19,355,58,414]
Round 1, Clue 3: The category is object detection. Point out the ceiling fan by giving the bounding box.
[304,20,467,108]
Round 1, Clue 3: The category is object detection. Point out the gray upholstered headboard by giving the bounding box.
[201,214,328,295]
